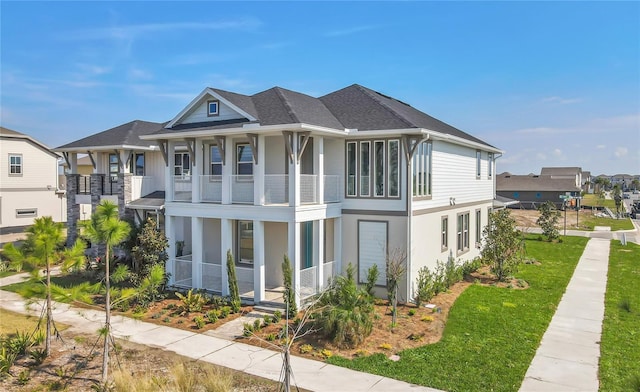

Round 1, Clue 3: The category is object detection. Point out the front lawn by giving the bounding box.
[581,194,616,208]
[328,236,589,392]
[574,215,634,231]
[599,240,640,391]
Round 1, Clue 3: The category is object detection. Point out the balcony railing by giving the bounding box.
[265,174,289,204]
[231,175,254,204]
[300,266,317,299]
[201,175,222,203]
[173,175,192,202]
[173,256,192,288]
[77,175,91,195]
[102,176,118,195]
[323,260,337,287]
[170,174,341,205]
[202,260,222,292]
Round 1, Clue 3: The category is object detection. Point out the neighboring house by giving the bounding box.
[55,120,168,245]
[496,170,582,209]
[540,167,583,188]
[610,174,634,191]
[58,84,502,308]
[0,127,66,232]
[582,170,592,194]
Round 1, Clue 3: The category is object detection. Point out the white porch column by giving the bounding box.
[254,135,265,205]
[253,220,265,303]
[95,152,105,173]
[68,153,78,173]
[334,217,342,274]
[222,139,233,205]
[315,136,324,204]
[192,217,203,289]
[165,141,175,203]
[316,219,324,291]
[288,134,300,207]
[166,215,176,285]
[192,138,203,203]
[287,220,301,307]
[220,218,232,295]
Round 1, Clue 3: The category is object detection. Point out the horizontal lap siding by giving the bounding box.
[182,101,245,124]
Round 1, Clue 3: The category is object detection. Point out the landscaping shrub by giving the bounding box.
[537,201,561,241]
[226,250,241,313]
[175,289,206,314]
[282,254,297,318]
[364,264,379,297]
[414,266,435,307]
[482,209,524,281]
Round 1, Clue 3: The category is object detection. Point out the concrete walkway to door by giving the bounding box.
[519,237,610,392]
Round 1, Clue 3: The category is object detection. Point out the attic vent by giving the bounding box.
[505,175,511,178]
[533,175,539,178]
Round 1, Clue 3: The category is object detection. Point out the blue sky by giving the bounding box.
[1,1,638,175]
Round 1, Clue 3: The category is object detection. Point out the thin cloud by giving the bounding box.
[614,147,628,158]
[57,18,262,41]
[324,25,379,37]
[541,96,583,105]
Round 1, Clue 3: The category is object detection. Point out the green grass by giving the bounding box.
[1,273,98,301]
[581,194,616,209]
[575,216,634,231]
[328,236,589,392]
[599,240,640,392]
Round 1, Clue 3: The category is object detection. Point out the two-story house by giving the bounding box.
[58,84,502,308]
[0,127,66,232]
[142,84,502,306]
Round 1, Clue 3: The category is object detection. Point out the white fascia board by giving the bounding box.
[347,127,502,153]
[54,144,158,153]
[141,123,348,140]
[165,87,257,129]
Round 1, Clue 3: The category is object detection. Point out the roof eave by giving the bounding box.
[54,144,159,153]
[140,123,348,140]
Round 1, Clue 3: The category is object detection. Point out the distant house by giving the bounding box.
[0,127,66,232]
[497,167,582,209]
[582,170,592,194]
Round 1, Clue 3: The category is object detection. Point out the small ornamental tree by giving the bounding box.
[482,209,524,281]
[282,254,297,318]
[131,217,168,277]
[386,248,407,327]
[226,250,241,313]
[364,264,379,297]
[537,201,561,241]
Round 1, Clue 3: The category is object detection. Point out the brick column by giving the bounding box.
[65,174,80,247]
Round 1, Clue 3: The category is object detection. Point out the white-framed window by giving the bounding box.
[129,153,144,176]
[388,139,399,197]
[236,143,253,175]
[476,150,482,179]
[109,153,119,180]
[237,220,253,264]
[457,212,470,253]
[174,152,191,176]
[488,152,493,178]
[16,208,37,218]
[207,100,219,116]
[373,140,385,197]
[346,142,357,197]
[9,154,22,175]
[412,141,432,197]
[210,145,222,175]
[441,216,448,251]
[359,141,370,196]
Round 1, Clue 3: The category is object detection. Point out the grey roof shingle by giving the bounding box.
[1,126,59,158]
[497,174,581,192]
[320,84,494,147]
[540,167,582,176]
[56,120,165,150]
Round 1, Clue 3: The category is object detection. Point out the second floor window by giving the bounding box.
[476,150,482,178]
[210,145,222,175]
[9,154,22,175]
[488,152,493,178]
[236,144,253,175]
[129,153,144,176]
[346,139,400,198]
[441,216,448,250]
[109,153,119,180]
[476,209,482,245]
[174,152,190,176]
[413,141,432,197]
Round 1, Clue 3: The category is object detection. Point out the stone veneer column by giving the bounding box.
[89,174,105,258]
[117,173,133,221]
[65,174,80,247]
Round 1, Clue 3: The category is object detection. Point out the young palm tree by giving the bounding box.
[79,200,130,383]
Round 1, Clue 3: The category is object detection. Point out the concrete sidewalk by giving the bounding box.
[519,237,610,392]
[0,273,441,392]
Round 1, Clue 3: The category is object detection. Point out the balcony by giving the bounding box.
[131,176,159,200]
[175,174,341,205]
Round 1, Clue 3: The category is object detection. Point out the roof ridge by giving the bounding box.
[272,87,300,123]
[354,85,413,128]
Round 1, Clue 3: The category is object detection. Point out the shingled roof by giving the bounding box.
[157,84,495,148]
[1,126,59,158]
[497,174,581,192]
[56,120,165,150]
